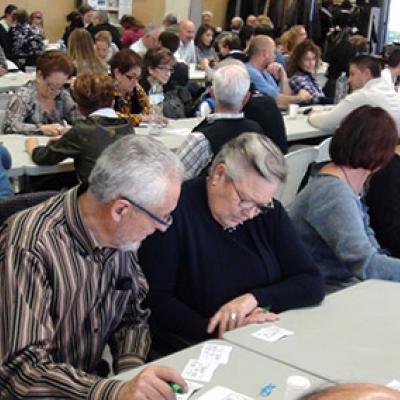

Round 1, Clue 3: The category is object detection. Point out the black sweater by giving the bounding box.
[139,177,325,341]
[366,154,400,258]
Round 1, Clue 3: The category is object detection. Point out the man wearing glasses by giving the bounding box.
[0,136,187,399]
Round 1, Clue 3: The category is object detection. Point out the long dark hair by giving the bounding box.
[194,23,215,50]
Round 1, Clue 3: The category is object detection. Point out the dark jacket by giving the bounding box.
[32,115,133,183]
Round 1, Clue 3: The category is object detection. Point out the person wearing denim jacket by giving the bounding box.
[289,105,400,293]
[0,144,13,199]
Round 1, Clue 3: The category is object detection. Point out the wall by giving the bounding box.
[0,0,228,42]
[203,0,229,29]
[0,0,75,42]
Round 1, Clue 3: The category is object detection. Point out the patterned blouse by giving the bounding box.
[2,80,78,135]
[289,70,325,104]
[10,23,44,69]
[113,83,150,126]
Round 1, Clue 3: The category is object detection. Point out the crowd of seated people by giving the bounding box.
[1,3,400,399]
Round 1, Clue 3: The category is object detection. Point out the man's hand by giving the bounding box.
[297,89,312,104]
[266,62,286,80]
[0,67,7,77]
[117,365,187,400]
[207,293,258,337]
[40,123,65,136]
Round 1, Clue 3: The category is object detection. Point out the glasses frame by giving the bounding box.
[230,180,274,214]
[121,196,173,227]
[156,65,174,73]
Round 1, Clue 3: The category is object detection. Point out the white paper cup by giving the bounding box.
[288,104,300,119]
[283,375,311,400]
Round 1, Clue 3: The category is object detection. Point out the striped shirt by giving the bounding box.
[0,185,151,399]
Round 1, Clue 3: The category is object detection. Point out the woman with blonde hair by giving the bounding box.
[68,28,107,75]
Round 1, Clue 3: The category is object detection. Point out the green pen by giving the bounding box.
[170,382,183,394]
[262,305,271,313]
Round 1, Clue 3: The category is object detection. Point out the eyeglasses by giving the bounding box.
[124,72,140,81]
[156,65,174,73]
[121,196,173,227]
[44,80,65,93]
[230,180,274,213]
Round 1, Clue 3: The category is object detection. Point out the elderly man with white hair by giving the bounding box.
[177,62,264,179]
[130,24,161,56]
[175,19,196,64]
[0,136,187,399]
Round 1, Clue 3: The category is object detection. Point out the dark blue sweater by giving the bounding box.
[139,177,324,341]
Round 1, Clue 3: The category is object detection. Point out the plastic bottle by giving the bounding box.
[334,72,348,104]
[148,81,164,135]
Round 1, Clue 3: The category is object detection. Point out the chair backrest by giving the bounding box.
[275,147,318,207]
[0,191,58,225]
[315,137,332,163]
[0,94,11,110]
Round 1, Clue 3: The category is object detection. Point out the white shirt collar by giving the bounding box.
[89,107,118,118]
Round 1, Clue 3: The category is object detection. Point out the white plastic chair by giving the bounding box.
[315,137,332,163]
[276,147,318,207]
[0,93,11,110]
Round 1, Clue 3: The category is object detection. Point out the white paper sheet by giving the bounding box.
[182,359,219,382]
[196,385,254,400]
[252,326,294,343]
[198,343,232,365]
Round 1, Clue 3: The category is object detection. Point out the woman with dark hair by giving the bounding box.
[10,8,44,69]
[0,4,17,58]
[194,23,218,70]
[288,39,332,104]
[110,48,150,126]
[3,50,77,135]
[62,10,83,47]
[289,106,400,293]
[25,73,133,184]
[120,14,144,48]
[140,47,192,118]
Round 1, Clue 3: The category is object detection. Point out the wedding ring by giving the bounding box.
[230,312,237,321]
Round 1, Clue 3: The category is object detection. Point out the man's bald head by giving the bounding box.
[301,383,400,400]
[248,34,275,57]
[179,19,195,43]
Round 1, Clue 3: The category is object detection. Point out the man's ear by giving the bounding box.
[110,199,130,222]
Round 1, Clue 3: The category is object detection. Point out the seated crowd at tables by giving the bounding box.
[1,2,400,399]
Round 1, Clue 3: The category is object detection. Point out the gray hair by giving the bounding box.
[89,136,184,207]
[94,10,109,24]
[144,24,160,35]
[163,13,178,25]
[212,63,250,111]
[209,133,287,183]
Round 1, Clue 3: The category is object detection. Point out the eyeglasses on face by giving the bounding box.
[44,80,65,93]
[156,65,174,73]
[124,72,140,81]
[121,196,173,227]
[230,180,274,213]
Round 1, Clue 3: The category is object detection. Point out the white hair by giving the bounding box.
[210,133,287,183]
[212,63,250,111]
[89,136,184,207]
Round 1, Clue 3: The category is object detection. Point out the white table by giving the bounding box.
[224,280,400,385]
[115,339,329,399]
[284,113,329,142]
[189,64,206,82]
[1,134,74,178]
[2,115,328,179]
[0,72,34,93]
